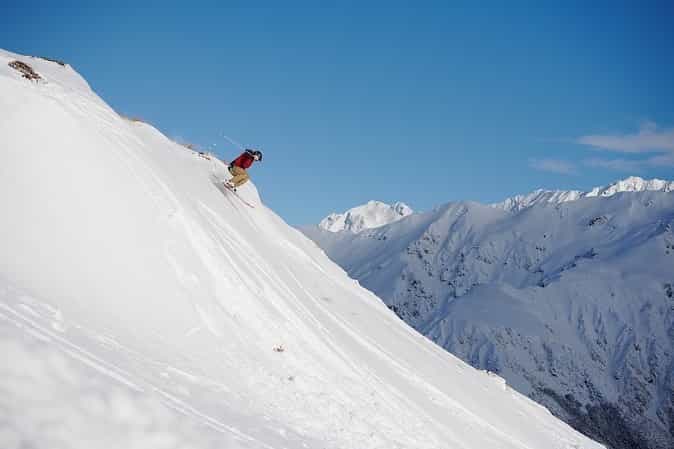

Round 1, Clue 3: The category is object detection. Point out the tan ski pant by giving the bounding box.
[229,166,250,187]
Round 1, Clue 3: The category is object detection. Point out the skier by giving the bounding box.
[225,149,263,190]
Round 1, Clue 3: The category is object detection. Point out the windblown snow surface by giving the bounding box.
[303,184,674,449]
[0,49,604,449]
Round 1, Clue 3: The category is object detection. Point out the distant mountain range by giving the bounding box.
[492,176,674,212]
[303,177,674,449]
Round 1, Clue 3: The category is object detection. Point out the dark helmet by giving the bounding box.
[249,149,263,161]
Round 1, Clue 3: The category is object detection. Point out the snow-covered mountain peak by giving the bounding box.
[492,176,674,212]
[1,48,92,94]
[318,200,413,233]
[586,175,674,197]
[491,188,584,212]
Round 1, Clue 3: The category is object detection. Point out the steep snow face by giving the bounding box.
[319,200,413,233]
[492,176,674,212]
[304,193,674,449]
[0,49,604,449]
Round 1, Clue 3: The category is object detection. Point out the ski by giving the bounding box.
[222,183,255,208]
[210,174,255,208]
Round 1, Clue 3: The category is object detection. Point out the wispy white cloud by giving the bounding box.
[577,122,674,171]
[647,152,674,167]
[577,121,674,153]
[583,153,674,172]
[529,158,578,175]
[583,158,645,173]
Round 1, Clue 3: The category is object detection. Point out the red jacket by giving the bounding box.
[231,151,255,170]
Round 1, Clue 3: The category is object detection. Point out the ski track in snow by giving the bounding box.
[0,282,314,449]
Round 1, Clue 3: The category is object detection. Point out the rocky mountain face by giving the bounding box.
[303,183,674,449]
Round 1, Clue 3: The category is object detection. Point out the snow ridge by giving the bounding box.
[319,200,413,233]
[492,176,674,212]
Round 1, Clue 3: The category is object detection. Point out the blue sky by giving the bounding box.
[3,1,673,224]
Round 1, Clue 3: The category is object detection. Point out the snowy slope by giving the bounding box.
[0,49,604,449]
[492,176,674,212]
[304,190,674,449]
[319,200,413,233]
